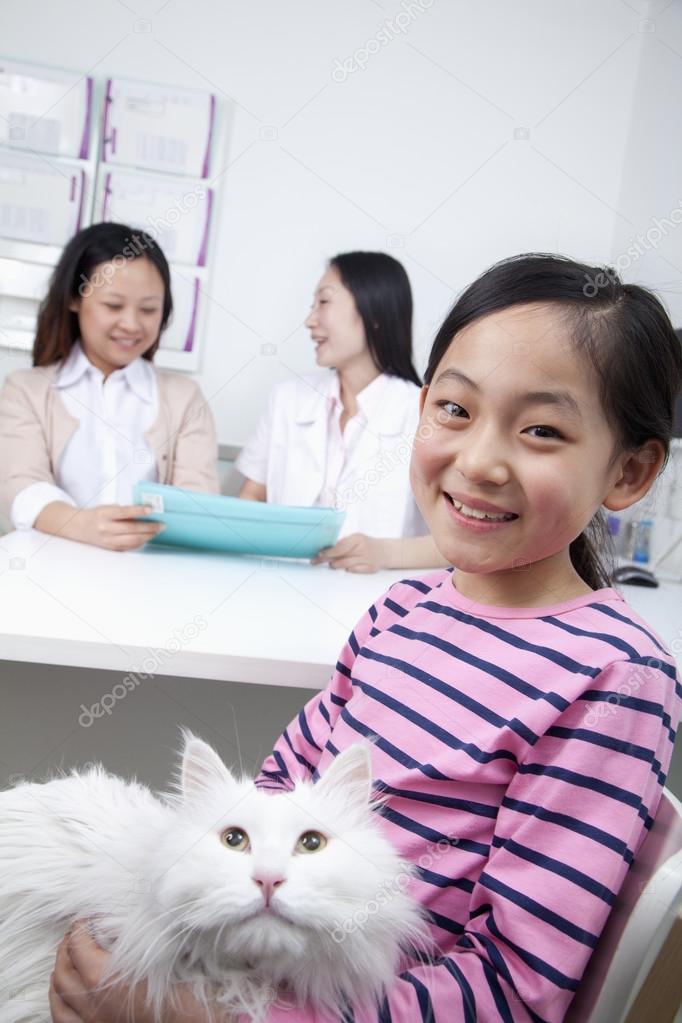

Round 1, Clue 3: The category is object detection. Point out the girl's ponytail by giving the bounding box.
[569,513,613,591]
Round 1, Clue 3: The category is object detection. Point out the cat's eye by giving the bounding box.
[221,827,250,852]
[296,830,327,854]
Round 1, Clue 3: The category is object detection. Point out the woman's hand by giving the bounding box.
[312,533,390,573]
[35,502,165,552]
[312,533,449,572]
[70,505,166,551]
[49,923,219,1022]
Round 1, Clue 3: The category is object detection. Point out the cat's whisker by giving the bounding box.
[211,916,232,960]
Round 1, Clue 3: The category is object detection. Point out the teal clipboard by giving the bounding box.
[132,482,345,559]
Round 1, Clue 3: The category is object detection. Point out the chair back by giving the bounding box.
[566,788,682,1023]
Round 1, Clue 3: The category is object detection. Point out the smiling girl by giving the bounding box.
[0,222,219,550]
[50,253,681,1022]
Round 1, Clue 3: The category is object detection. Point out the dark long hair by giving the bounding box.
[424,253,682,589]
[33,222,173,367]
[330,251,421,386]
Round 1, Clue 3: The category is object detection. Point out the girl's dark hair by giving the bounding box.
[329,251,421,386]
[424,253,682,590]
[33,222,173,367]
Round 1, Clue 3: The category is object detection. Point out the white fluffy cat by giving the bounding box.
[0,734,425,1022]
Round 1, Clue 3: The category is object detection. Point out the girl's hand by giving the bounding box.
[36,502,165,552]
[50,923,148,1022]
[312,533,390,573]
[49,923,220,1022]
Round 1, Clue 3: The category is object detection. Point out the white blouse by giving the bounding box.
[11,342,159,529]
[235,370,426,539]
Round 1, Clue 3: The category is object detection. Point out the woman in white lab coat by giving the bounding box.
[236,252,446,572]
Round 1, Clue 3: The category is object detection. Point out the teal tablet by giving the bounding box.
[132,482,345,559]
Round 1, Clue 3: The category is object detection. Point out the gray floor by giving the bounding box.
[0,659,316,790]
[2,657,681,802]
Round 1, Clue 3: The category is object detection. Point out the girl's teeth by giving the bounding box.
[451,499,514,521]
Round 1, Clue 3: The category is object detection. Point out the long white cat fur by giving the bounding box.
[0,734,426,1022]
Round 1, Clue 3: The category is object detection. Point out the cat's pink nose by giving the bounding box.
[253,873,285,906]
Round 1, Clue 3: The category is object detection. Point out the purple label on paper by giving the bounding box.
[75,169,86,231]
[184,277,200,352]
[102,78,113,162]
[78,77,93,159]
[197,187,213,266]
[102,172,112,220]
[201,94,216,179]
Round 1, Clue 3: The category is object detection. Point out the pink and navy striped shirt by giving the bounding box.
[254,569,681,1022]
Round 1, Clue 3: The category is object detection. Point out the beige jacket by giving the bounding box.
[0,364,220,517]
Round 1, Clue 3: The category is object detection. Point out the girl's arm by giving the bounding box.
[254,656,679,1023]
[256,588,393,790]
[312,532,448,572]
[49,925,231,1022]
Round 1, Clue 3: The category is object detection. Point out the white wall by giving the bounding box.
[611,0,682,318]
[4,0,679,447]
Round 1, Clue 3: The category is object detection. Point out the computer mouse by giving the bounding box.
[611,564,659,588]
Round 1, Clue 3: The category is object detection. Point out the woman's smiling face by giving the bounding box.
[410,302,627,606]
[304,266,368,371]
[71,257,165,377]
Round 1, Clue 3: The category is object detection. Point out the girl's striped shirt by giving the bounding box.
[252,569,681,1022]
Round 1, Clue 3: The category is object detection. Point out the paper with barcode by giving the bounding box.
[0,60,92,159]
[99,169,212,266]
[103,78,215,178]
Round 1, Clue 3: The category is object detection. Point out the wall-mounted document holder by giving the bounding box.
[0,60,93,159]
[98,168,213,266]
[102,78,215,178]
[0,61,220,373]
[157,268,201,365]
[0,152,86,245]
[0,257,53,350]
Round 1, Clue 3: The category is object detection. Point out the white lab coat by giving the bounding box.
[235,370,426,539]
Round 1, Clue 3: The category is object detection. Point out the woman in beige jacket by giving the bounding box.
[0,222,219,551]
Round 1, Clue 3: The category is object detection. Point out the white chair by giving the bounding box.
[566,787,682,1023]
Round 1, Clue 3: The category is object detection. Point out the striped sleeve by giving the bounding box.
[255,596,383,792]
[256,655,677,1023]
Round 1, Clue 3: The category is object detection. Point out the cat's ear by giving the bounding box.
[179,730,237,802]
[314,743,373,812]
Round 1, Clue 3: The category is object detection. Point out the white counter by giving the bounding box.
[0,530,411,689]
[0,529,679,690]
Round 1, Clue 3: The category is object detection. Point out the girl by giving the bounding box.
[0,222,219,551]
[236,251,447,572]
[50,253,681,1022]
